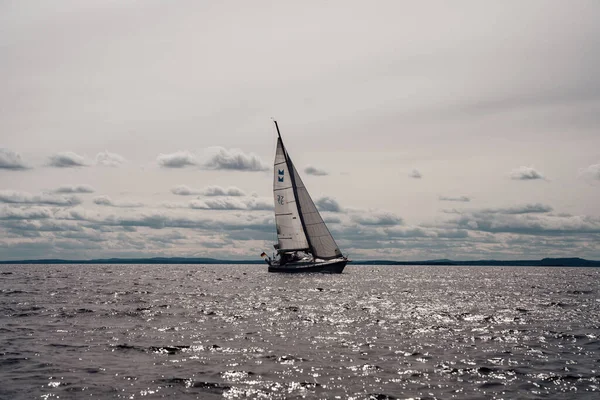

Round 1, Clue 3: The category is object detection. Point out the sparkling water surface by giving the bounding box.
[1,264,599,399]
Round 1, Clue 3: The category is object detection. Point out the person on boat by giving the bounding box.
[279,252,291,265]
[260,252,272,266]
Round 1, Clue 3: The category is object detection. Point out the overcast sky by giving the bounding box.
[1,1,599,261]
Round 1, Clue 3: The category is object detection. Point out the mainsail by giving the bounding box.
[273,123,342,260]
[273,137,309,251]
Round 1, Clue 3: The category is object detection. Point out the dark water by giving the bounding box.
[1,264,599,399]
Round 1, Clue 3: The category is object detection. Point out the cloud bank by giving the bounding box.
[190,197,272,211]
[481,203,553,215]
[0,190,82,206]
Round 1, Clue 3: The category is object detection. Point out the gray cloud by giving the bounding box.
[190,197,272,211]
[171,185,248,197]
[48,152,89,168]
[55,230,107,242]
[53,184,95,194]
[304,165,328,176]
[0,206,52,220]
[63,208,273,234]
[3,219,84,233]
[96,151,126,167]
[315,196,342,212]
[202,185,246,197]
[0,207,276,260]
[409,169,422,179]
[157,151,197,168]
[351,211,403,226]
[449,209,600,235]
[439,195,470,202]
[203,147,268,171]
[170,185,202,196]
[0,190,82,206]
[93,195,143,208]
[481,203,553,215]
[510,166,544,180]
[0,149,28,170]
[384,227,430,238]
[323,215,342,224]
[69,211,210,230]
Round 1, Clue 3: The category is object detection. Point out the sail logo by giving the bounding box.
[278,169,284,182]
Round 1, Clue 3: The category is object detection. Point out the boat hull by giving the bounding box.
[268,259,347,274]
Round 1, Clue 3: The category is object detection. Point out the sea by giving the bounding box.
[1,264,599,399]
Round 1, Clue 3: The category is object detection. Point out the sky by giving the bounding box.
[1,0,599,261]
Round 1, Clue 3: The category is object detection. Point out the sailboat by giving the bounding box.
[261,120,350,273]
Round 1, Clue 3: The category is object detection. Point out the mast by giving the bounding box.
[273,120,315,256]
[274,120,282,141]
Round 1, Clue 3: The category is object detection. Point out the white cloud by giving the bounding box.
[53,184,95,194]
[0,149,28,170]
[157,151,198,168]
[48,152,89,168]
[203,147,268,171]
[304,165,328,176]
[96,151,126,167]
[510,166,544,180]
[203,185,246,197]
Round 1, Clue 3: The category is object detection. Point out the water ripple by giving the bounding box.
[0,264,599,399]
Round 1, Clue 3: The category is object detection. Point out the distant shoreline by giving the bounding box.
[1,257,599,267]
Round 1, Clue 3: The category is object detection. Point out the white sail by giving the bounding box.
[273,138,309,251]
[290,163,342,260]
